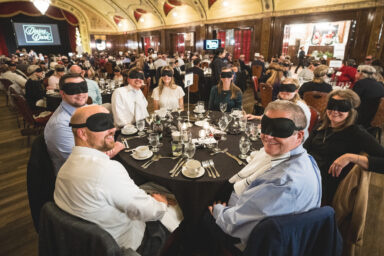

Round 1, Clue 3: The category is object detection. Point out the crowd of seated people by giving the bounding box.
[1,47,384,255]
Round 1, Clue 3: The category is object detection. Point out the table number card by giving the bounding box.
[185,73,193,88]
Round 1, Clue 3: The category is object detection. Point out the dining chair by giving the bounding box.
[251,65,263,78]
[370,97,384,143]
[259,83,272,108]
[308,106,320,133]
[303,91,329,114]
[0,78,13,106]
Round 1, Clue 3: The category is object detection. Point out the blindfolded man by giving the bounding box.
[112,67,149,127]
[45,73,124,174]
[206,100,321,252]
[54,105,169,255]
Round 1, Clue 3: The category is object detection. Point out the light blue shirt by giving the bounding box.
[86,78,102,105]
[213,145,322,247]
[44,100,77,175]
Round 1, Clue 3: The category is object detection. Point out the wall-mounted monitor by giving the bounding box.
[203,39,221,50]
[13,22,61,46]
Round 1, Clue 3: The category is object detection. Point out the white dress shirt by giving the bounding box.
[54,146,167,250]
[112,85,149,127]
[1,70,27,88]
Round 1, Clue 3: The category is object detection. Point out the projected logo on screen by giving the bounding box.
[23,25,53,43]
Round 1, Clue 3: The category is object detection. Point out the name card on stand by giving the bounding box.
[329,60,343,68]
[185,73,193,88]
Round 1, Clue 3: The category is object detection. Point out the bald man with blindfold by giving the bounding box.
[205,100,321,253]
[45,73,124,175]
[54,105,170,255]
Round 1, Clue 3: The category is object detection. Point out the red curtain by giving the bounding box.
[177,34,185,54]
[144,37,151,56]
[0,25,9,56]
[234,30,241,59]
[67,24,76,52]
[241,29,251,62]
[217,31,226,48]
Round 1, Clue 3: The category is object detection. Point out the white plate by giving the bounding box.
[121,128,138,135]
[181,166,205,179]
[193,109,206,114]
[195,120,209,127]
[131,151,153,160]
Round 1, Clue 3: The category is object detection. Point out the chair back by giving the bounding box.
[308,106,320,133]
[27,135,56,233]
[189,74,199,93]
[371,97,384,128]
[0,78,13,89]
[244,206,343,256]
[39,202,126,256]
[303,91,329,114]
[252,65,263,78]
[252,76,259,101]
[201,62,209,69]
[87,96,93,105]
[259,83,272,108]
[12,94,36,126]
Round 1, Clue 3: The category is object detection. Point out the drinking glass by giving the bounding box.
[239,137,251,159]
[219,102,227,114]
[245,124,252,137]
[171,141,183,157]
[148,133,160,152]
[213,133,222,152]
[184,142,196,159]
[218,116,229,140]
[136,119,145,136]
[145,114,154,133]
[177,107,183,121]
[239,116,247,132]
[250,123,259,141]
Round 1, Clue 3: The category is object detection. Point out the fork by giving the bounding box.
[141,155,160,169]
[209,159,220,177]
[204,160,216,178]
[202,161,212,178]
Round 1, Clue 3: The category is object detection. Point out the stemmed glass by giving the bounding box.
[184,142,196,159]
[239,136,251,159]
[148,133,160,152]
[250,123,259,141]
[213,132,222,152]
[136,119,146,136]
[145,114,154,133]
[177,107,183,121]
[219,102,227,114]
[239,115,247,132]
[218,116,229,140]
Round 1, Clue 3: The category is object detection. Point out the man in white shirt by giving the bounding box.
[112,68,149,127]
[54,105,169,254]
[0,63,27,90]
[154,54,168,70]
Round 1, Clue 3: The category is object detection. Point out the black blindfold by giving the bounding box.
[261,114,303,138]
[56,68,65,72]
[69,113,114,132]
[62,81,88,95]
[221,71,233,78]
[327,98,352,112]
[279,83,297,92]
[128,71,144,80]
[32,68,43,74]
[161,70,173,77]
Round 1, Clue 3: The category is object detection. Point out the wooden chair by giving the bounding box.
[303,91,329,114]
[252,65,263,78]
[252,76,259,101]
[9,87,21,128]
[259,83,272,108]
[308,106,320,133]
[0,78,13,106]
[370,97,384,143]
[201,62,209,69]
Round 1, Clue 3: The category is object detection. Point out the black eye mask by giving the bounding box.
[161,70,173,77]
[62,81,88,95]
[221,71,233,78]
[261,114,303,138]
[128,71,144,80]
[327,98,352,112]
[279,83,297,92]
[69,113,114,132]
[56,68,65,72]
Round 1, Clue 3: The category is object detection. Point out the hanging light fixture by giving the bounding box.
[31,0,51,15]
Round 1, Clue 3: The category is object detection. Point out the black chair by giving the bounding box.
[27,135,56,233]
[39,202,140,256]
[243,206,343,256]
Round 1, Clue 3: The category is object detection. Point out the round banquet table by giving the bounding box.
[117,112,262,228]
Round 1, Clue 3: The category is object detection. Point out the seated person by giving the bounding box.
[298,65,333,99]
[25,65,46,110]
[45,73,124,174]
[152,66,185,111]
[112,66,124,85]
[205,100,321,252]
[54,105,170,255]
[304,89,384,203]
[112,68,149,127]
[47,64,65,90]
[69,65,102,105]
[208,66,242,112]
[298,61,316,85]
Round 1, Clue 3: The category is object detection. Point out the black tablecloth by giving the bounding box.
[117,112,262,226]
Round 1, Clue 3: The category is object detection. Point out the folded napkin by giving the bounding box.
[192,137,216,144]
[229,148,290,195]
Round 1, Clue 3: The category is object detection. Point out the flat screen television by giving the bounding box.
[203,39,221,50]
[13,22,61,46]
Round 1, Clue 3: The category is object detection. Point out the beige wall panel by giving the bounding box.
[136,13,162,29]
[165,5,200,25]
[207,0,262,20]
[275,0,368,11]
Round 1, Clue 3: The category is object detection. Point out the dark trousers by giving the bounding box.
[295,60,305,73]
[137,221,170,256]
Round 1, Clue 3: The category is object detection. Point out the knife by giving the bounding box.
[225,152,245,165]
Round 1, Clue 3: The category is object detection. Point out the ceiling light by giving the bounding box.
[173,12,178,17]
[31,0,51,15]
[139,18,145,23]
[222,1,228,7]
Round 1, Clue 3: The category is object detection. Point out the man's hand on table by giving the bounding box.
[208,201,227,215]
[105,141,125,158]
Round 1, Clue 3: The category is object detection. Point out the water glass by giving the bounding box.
[239,116,247,132]
[219,102,227,113]
[250,123,259,141]
[171,141,183,157]
[239,138,251,159]
[184,142,196,159]
[218,116,229,140]
[136,119,145,136]
[148,133,159,152]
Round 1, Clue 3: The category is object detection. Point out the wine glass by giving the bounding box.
[184,142,196,159]
[177,107,183,121]
[250,123,259,141]
[219,102,227,114]
[148,133,159,152]
[213,132,222,152]
[245,123,252,137]
[239,116,247,132]
[239,137,251,159]
[218,116,229,141]
[145,114,154,133]
[136,119,145,136]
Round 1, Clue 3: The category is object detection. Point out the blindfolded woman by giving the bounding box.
[304,89,384,203]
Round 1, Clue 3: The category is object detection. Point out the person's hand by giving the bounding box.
[328,154,351,177]
[246,114,260,120]
[152,193,168,205]
[105,141,125,158]
[208,201,227,215]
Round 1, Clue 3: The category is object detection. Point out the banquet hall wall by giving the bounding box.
[91,6,384,64]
